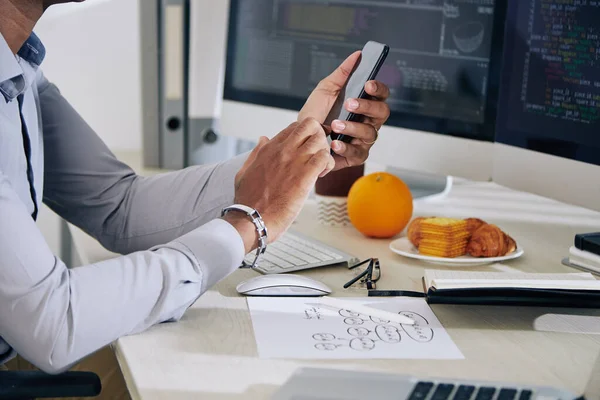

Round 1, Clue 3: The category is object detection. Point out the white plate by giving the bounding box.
[389,237,524,266]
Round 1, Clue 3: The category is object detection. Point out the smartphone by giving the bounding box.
[325,41,389,145]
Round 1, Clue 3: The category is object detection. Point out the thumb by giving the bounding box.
[298,51,361,123]
[322,51,361,90]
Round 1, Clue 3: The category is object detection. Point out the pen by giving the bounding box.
[307,296,415,325]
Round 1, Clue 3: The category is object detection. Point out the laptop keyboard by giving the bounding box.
[453,385,475,400]
[408,382,533,400]
[519,391,533,400]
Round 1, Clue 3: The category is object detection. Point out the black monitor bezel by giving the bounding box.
[223,0,508,142]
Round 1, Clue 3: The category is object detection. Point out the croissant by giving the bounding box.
[407,217,431,247]
[506,234,517,254]
[464,218,487,235]
[467,224,516,257]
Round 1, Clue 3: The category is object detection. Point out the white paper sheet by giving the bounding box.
[247,297,464,359]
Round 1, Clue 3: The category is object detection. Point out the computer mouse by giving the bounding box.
[236,274,332,297]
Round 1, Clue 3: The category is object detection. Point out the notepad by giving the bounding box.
[420,270,600,308]
[566,246,600,275]
[424,270,600,291]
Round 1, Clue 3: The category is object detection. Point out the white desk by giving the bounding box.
[67,152,600,399]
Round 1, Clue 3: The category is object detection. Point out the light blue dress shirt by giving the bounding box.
[0,32,248,373]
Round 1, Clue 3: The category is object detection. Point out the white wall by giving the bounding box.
[34,0,142,151]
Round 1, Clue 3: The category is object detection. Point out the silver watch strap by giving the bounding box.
[221,204,268,268]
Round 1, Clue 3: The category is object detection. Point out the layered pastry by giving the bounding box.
[417,218,471,258]
[407,216,431,247]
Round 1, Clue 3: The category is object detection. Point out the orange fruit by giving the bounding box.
[347,172,413,238]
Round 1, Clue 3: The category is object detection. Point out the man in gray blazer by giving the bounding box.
[0,0,391,396]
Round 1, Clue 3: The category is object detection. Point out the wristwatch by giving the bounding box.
[221,204,268,268]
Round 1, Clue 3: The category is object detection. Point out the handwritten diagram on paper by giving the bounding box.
[246,297,463,359]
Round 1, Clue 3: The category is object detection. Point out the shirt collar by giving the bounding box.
[18,32,45,67]
[0,32,45,102]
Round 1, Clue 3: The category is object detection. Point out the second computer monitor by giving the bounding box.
[493,0,600,212]
[221,0,507,181]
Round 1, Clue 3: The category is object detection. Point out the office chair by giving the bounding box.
[0,370,101,399]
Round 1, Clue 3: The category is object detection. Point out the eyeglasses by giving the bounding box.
[343,258,381,290]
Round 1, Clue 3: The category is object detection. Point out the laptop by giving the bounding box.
[272,351,600,400]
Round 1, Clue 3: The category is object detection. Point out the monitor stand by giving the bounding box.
[384,167,453,201]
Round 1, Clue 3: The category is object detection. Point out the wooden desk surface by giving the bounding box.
[68,155,600,399]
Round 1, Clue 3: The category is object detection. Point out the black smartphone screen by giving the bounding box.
[325,41,389,144]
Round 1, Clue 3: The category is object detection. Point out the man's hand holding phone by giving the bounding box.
[226,46,391,252]
[298,47,391,170]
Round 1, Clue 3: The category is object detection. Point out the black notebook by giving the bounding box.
[422,270,600,308]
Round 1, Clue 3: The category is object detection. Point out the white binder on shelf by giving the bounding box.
[159,0,188,169]
[187,0,238,165]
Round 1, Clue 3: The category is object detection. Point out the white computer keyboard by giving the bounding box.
[243,231,360,274]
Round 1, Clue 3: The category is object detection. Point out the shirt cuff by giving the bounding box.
[171,218,245,292]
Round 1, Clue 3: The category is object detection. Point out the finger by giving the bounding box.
[364,80,390,101]
[331,119,377,143]
[287,117,326,147]
[298,51,361,122]
[319,152,336,178]
[331,154,350,171]
[345,98,391,123]
[270,121,300,143]
[321,124,333,137]
[318,51,361,93]
[300,130,330,155]
[306,149,335,179]
[331,140,368,167]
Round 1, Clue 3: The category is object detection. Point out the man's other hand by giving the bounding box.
[228,118,334,251]
[298,51,391,170]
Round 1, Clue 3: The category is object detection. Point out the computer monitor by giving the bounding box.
[493,0,600,212]
[220,0,508,182]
